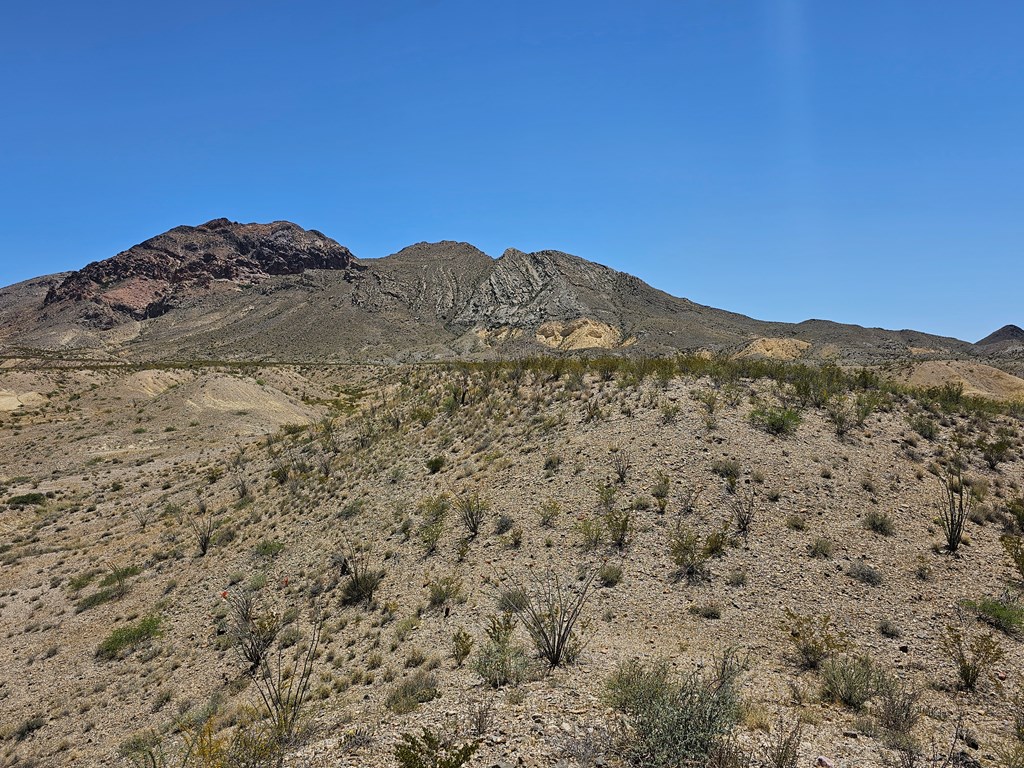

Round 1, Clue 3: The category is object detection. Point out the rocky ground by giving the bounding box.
[0,358,1023,768]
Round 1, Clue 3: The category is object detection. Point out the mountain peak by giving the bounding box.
[976,324,1024,346]
[43,219,356,321]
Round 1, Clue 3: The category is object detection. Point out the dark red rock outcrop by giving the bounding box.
[44,218,357,320]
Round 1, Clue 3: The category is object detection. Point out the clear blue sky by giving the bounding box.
[1,1,1021,342]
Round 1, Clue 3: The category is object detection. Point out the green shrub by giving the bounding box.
[254,539,284,558]
[599,562,623,587]
[428,575,463,608]
[386,670,439,713]
[820,654,881,710]
[669,524,709,582]
[783,610,847,670]
[750,405,801,436]
[808,538,833,558]
[394,727,479,768]
[875,677,921,737]
[963,595,1024,636]
[7,492,46,507]
[864,509,895,536]
[941,624,1003,691]
[451,628,473,667]
[539,499,560,527]
[606,651,746,767]
[1002,535,1024,582]
[426,455,446,474]
[96,615,161,660]
[908,414,937,440]
[473,614,528,688]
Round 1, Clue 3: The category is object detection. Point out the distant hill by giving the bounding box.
[0,219,1000,371]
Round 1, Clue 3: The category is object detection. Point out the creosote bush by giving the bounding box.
[783,609,847,670]
[394,727,479,768]
[941,623,1004,691]
[820,654,882,710]
[606,650,746,768]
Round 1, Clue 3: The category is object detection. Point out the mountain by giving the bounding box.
[0,218,994,367]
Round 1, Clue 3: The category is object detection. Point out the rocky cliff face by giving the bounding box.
[43,219,357,322]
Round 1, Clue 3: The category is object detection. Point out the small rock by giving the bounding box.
[815,759,836,768]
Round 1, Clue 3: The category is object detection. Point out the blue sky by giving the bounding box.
[1,1,1021,342]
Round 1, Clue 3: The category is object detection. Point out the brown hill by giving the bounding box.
[0,219,998,372]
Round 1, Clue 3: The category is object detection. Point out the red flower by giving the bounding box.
[221,590,228,599]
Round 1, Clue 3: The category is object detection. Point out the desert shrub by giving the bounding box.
[762,715,802,768]
[10,715,45,742]
[864,509,895,536]
[604,507,632,550]
[878,618,902,639]
[451,628,473,667]
[669,524,709,582]
[254,539,284,558]
[1008,497,1024,532]
[963,594,1024,636]
[702,524,731,557]
[875,676,921,736]
[502,569,594,668]
[599,562,623,587]
[425,455,446,474]
[473,614,528,688]
[908,414,938,440]
[539,499,560,527]
[225,590,281,670]
[848,561,882,586]
[576,516,605,550]
[1002,535,1024,582]
[750,405,801,436]
[938,463,973,554]
[387,670,440,714]
[494,513,515,535]
[428,575,463,608]
[820,654,882,710]
[606,651,746,768]
[339,550,385,606]
[7,492,46,507]
[783,610,847,670]
[730,490,756,538]
[941,623,1004,691]
[96,615,161,660]
[454,492,489,538]
[394,727,479,768]
[808,537,833,558]
[711,459,741,482]
[978,437,1012,469]
[651,472,671,513]
[825,397,855,438]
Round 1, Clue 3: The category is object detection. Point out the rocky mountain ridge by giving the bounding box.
[0,220,1018,387]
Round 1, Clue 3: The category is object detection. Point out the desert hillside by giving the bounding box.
[1,355,1023,768]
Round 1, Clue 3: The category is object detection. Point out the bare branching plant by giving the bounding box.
[938,461,973,554]
[226,589,281,672]
[183,500,216,557]
[455,492,489,538]
[500,568,595,669]
[730,489,756,539]
[249,603,324,762]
